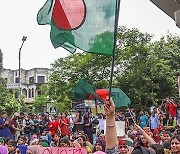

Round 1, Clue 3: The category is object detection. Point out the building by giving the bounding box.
[150,0,180,28]
[0,68,52,103]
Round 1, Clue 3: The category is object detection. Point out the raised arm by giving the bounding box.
[104,98,118,149]
[136,124,156,145]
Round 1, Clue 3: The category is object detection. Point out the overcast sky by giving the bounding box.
[0,0,179,70]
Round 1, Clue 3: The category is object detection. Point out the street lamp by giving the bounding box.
[18,36,27,103]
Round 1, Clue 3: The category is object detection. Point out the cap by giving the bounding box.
[41,142,49,147]
[119,139,133,147]
[60,137,70,145]
[7,140,17,147]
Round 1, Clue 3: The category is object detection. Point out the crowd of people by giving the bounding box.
[0,97,179,154]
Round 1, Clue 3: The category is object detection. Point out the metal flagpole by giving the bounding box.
[18,36,27,103]
[108,0,121,99]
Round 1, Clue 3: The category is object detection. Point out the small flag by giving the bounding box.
[37,0,118,55]
[73,79,100,101]
[89,88,131,107]
[111,88,131,107]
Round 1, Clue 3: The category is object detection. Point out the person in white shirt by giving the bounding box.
[98,113,105,134]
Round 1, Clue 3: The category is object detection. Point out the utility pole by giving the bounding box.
[18,36,27,103]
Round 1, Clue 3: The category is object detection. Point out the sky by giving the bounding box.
[0,0,179,70]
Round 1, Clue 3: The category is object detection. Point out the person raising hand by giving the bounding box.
[104,97,119,154]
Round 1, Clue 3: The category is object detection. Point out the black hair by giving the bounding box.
[1,111,7,116]
[18,135,26,141]
[132,146,155,154]
[171,135,180,142]
[162,141,171,150]
[149,144,164,154]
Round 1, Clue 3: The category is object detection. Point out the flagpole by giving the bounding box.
[128,107,137,125]
[108,0,121,99]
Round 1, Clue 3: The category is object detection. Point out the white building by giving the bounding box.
[1,68,52,103]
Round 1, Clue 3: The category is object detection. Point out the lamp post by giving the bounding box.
[18,36,27,103]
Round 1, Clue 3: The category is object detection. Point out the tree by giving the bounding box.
[0,49,22,115]
[48,26,180,111]
[0,49,2,72]
[114,28,178,109]
[31,84,49,114]
[48,53,112,111]
[151,34,180,75]
[0,78,21,115]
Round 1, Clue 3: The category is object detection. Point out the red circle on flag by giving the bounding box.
[89,89,109,101]
[52,0,86,30]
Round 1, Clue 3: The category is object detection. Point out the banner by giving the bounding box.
[39,147,87,154]
[104,121,125,137]
[115,121,125,137]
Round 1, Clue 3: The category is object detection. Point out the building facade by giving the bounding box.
[1,68,52,103]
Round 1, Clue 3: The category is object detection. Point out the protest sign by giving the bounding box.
[115,121,125,137]
[104,121,125,137]
[39,147,87,154]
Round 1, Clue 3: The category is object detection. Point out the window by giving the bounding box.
[15,77,20,83]
[28,89,31,98]
[32,88,34,98]
[29,77,34,84]
[15,71,18,76]
[37,76,45,83]
[14,91,18,98]
[22,88,27,98]
[37,90,42,96]
[4,78,7,82]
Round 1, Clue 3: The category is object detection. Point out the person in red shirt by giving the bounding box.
[166,98,177,118]
[49,116,60,137]
[59,112,70,137]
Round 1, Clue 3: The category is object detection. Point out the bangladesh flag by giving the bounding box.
[111,88,131,107]
[89,88,131,107]
[73,79,103,102]
[37,0,119,55]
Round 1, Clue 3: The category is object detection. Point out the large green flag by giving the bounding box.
[37,0,118,55]
[111,88,131,107]
[73,79,99,101]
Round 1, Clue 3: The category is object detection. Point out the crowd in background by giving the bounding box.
[0,97,179,154]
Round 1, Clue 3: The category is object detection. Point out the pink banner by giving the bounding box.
[39,147,87,154]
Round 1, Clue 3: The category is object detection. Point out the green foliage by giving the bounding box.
[0,49,2,71]
[0,50,21,115]
[48,26,180,111]
[48,53,112,111]
[0,78,21,115]
[31,85,49,114]
[115,28,179,110]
